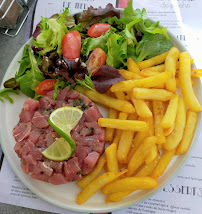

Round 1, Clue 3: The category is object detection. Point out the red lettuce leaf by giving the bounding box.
[75,3,120,31]
[92,65,124,94]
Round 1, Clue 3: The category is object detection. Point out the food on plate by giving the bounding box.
[13,87,105,184]
[179,52,201,112]
[77,169,127,205]
[0,0,202,207]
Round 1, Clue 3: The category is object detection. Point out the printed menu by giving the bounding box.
[0,0,202,213]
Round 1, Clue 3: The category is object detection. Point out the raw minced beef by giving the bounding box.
[13,86,105,185]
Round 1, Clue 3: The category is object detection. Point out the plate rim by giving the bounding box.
[0,9,202,213]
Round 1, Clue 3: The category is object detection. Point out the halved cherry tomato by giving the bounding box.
[62,30,81,60]
[87,48,107,75]
[36,79,57,95]
[88,23,110,38]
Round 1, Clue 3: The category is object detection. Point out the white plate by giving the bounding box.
[0,11,202,213]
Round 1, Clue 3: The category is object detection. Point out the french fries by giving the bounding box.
[77,156,106,188]
[178,52,201,112]
[106,190,134,203]
[127,136,157,176]
[76,46,201,205]
[191,69,202,77]
[163,98,186,151]
[152,150,175,178]
[145,144,158,165]
[110,72,171,92]
[105,108,119,142]
[98,118,147,131]
[130,94,152,118]
[165,47,179,93]
[111,112,128,144]
[153,101,166,144]
[115,91,126,100]
[137,51,169,70]
[75,85,135,113]
[133,88,174,101]
[127,58,141,73]
[116,114,137,164]
[106,153,161,203]
[136,153,160,177]
[119,69,143,80]
[77,170,127,205]
[105,143,119,172]
[102,177,158,194]
[176,110,197,155]
[161,94,179,129]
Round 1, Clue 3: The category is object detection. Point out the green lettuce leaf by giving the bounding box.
[134,32,173,62]
[81,31,111,58]
[106,34,127,68]
[76,73,95,91]
[19,50,45,98]
[15,44,31,82]
[32,8,74,57]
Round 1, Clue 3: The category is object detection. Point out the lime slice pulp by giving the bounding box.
[42,137,72,161]
[42,106,83,161]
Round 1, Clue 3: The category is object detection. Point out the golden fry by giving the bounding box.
[111,112,128,145]
[102,177,158,194]
[178,52,201,112]
[164,98,186,151]
[106,190,134,203]
[153,101,166,144]
[127,136,157,176]
[110,72,171,92]
[191,69,202,77]
[152,150,175,178]
[117,129,135,164]
[131,95,152,118]
[145,144,158,165]
[161,94,179,129]
[137,51,168,70]
[133,88,174,101]
[105,108,119,142]
[136,153,160,177]
[115,91,126,100]
[105,143,119,172]
[176,110,197,155]
[127,115,153,163]
[164,125,175,136]
[127,58,141,74]
[77,156,106,188]
[119,69,143,80]
[77,170,127,204]
[98,118,147,131]
[144,58,193,73]
[165,47,179,93]
[75,85,135,113]
[140,69,160,77]
[148,115,155,137]
[145,64,165,72]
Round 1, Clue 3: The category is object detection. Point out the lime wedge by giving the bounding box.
[49,106,83,136]
[42,106,83,161]
[42,137,72,161]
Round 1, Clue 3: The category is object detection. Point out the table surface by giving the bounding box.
[0,1,57,213]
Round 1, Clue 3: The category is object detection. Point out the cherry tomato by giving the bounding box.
[87,48,107,75]
[62,30,81,60]
[36,79,57,95]
[88,23,110,38]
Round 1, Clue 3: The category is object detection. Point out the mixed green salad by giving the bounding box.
[0,0,173,103]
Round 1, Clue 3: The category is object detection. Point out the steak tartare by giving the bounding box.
[13,86,105,185]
